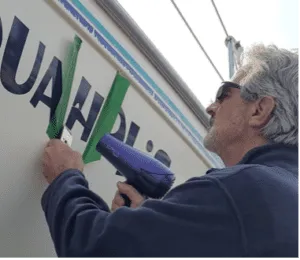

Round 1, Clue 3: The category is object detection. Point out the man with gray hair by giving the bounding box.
[41,44,298,257]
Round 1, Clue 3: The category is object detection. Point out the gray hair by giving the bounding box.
[233,44,298,146]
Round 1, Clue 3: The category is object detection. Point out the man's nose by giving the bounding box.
[206,102,218,116]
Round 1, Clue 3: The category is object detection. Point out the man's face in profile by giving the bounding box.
[203,81,249,156]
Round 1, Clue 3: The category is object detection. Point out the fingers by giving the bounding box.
[46,138,69,149]
[44,139,71,156]
[117,182,144,207]
[75,151,83,159]
[111,182,145,212]
[46,138,62,147]
[117,182,139,200]
[42,138,84,184]
[111,191,124,212]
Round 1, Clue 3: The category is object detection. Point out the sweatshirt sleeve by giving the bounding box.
[41,169,244,257]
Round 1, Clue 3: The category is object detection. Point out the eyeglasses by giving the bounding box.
[215,81,242,102]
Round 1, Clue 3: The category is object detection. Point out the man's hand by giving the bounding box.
[111,182,145,211]
[42,139,84,184]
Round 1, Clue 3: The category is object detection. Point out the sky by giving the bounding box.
[117,0,298,108]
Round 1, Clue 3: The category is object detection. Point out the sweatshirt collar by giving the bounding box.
[237,143,298,168]
[207,143,298,175]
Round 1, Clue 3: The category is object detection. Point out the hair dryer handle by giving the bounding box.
[121,193,131,207]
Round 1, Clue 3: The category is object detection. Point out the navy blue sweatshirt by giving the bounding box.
[41,143,298,257]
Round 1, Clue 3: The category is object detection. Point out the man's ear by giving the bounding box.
[249,96,276,128]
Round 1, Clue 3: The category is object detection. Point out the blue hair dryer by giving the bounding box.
[96,134,175,206]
